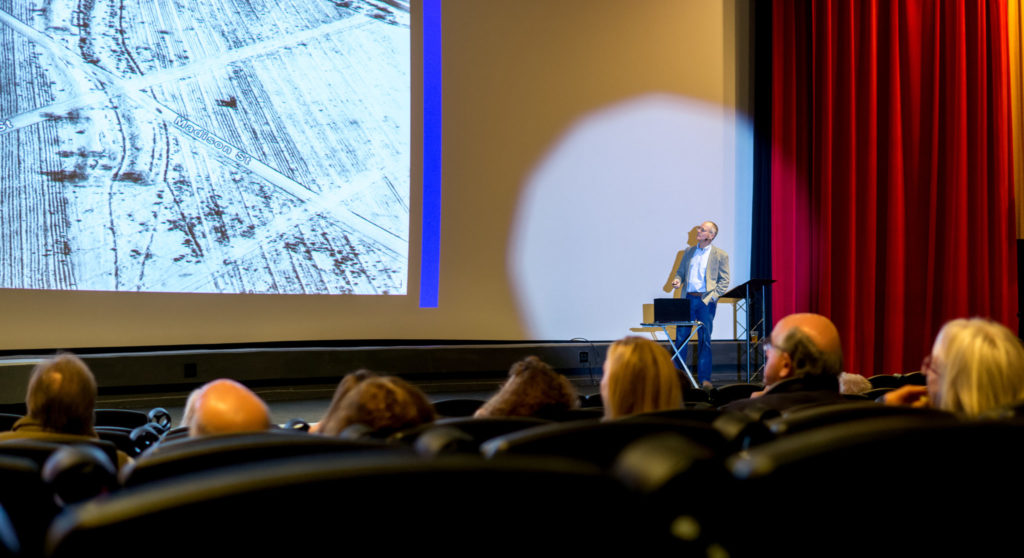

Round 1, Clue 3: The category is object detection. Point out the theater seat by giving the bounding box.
[579,393,603,408]
[866,374,903,389]
[766,401,954,436]
[0,503,18,558]
[683,388,711,404]
[157,425,189,445]
[42,445,118,506]
[0,455,53,557]
[122,431,404,488]
[862,387,894,401]
[711,383,764,406]
[0,438,119,471]
[95,427,139,457]
[48,453,662,554]
[0,414,20,432]
[613,433,733,554]
[431,398,485,417]
[404,416,550,455]
[629,407,723,424]
[724,416,1024,555]
[548,407,604,421]
[94,409,148,429]
[899,371,925,385]
[481,417,728,467]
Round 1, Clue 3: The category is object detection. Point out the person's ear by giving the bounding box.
[777,352,794,380]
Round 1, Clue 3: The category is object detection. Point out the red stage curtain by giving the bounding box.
[771,0,1017,375]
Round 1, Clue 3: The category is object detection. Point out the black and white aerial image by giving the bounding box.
[0,0,409,294]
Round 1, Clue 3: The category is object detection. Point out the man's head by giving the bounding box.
[696,221,719,246]
[763,313,843,388]
[26,353,98,436]
[189,379,272,437]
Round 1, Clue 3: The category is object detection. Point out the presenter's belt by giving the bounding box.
[687,292,702,297]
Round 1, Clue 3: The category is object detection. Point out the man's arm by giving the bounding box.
[706,249,730,303]
[671,250,691,289]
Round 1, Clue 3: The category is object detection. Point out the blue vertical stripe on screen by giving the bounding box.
[420,0,441,308]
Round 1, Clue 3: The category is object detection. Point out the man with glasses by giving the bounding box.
[721,312,846,413]
[670,220,729,389]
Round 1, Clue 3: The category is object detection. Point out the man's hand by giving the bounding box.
[671,278,681,289]
[883,385,930,408]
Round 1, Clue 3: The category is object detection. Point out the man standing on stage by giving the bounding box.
[670,221,729,388]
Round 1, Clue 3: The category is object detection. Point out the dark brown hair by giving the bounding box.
[475,356,578,418]
[319,376,435,436]
[316,369,378,433]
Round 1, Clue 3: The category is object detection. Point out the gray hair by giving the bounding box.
[778,328,842,378]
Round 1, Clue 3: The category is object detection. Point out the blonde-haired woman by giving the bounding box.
[885,318,1024,417]
[601,336,683,419]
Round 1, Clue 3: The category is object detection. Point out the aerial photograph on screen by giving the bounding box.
[0,0,409,294]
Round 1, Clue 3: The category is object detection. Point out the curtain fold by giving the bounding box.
[1012,0,1024,237]
[772,0,1017,375]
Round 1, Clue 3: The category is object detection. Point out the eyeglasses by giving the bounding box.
[762,341,775,357]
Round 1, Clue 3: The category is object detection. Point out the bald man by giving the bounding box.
[721,313,846,413]
[189,379,272,437]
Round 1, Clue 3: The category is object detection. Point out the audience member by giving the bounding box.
[0,353,131,468]
[838,372,872,395]
[3,354,97,438]
[317,376,435,436]
[179,387,203,429]
[310,369,377,433]
[601,336,682,419]
[474,356,578,419]
[884,318,1024,417]
[188,379,272,437]
[722,313,845,414]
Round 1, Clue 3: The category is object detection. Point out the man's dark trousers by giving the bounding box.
[673,293,715,384]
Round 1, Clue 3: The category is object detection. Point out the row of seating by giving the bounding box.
[42,408,1024,555]
[0,371,991,557]
[7,405,1021,554]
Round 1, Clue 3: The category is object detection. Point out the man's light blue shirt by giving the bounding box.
[686,244,711,293]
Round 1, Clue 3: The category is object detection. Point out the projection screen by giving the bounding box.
[0,0,753,351]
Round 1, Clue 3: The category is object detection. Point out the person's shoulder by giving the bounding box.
[0,416,46,439]
[0,430,93,443]
[0,430,28,441]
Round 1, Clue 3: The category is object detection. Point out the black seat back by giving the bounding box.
[0,415,21,432]
[0,437,119,470]
[94,409,148,429]
[123,431,403,488]
[766,401,953,436]
[431,398,485,417]
[725,416,1024,555]
[50,453,659,555]
[0,455,53,557]
[482,417,728,467]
